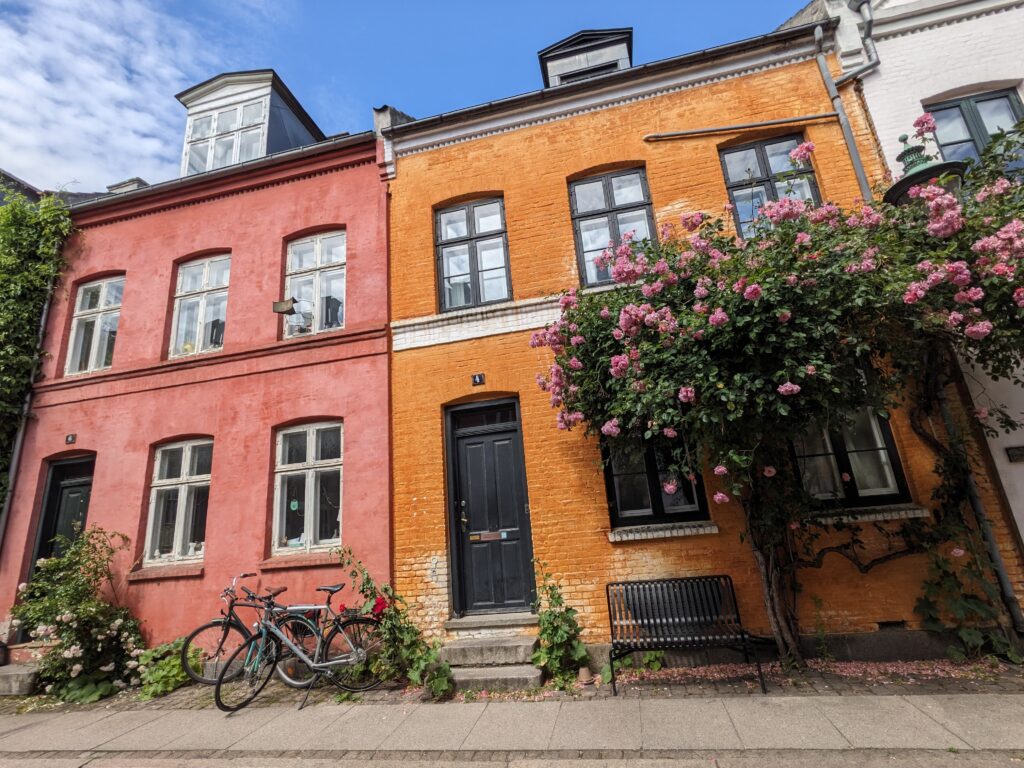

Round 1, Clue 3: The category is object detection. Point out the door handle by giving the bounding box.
[460,499,468,528]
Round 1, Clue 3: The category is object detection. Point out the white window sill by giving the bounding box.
[816,504,930,526]
[608,520,719,543]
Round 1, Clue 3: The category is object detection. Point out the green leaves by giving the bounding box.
[532,566,590,690]
[139,638,196,700]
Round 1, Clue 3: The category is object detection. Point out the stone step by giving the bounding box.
[440,636,538,667]
[0,664,38,696]
[451,664,543,691]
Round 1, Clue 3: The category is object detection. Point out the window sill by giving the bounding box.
[816,504,930,526]
[607,520,718,543]
[127,563,204,582]
[260,551,337,570]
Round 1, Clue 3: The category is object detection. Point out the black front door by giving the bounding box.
[449,401,535,614]
[35,458,94,560]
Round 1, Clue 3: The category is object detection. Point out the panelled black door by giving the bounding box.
[35,459,94,560]
[449,401,535,614]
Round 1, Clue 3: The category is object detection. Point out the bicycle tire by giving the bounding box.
[321,617,385,692]
[181,619,249,685]
[274,613,320,689]
[214,632,280,712]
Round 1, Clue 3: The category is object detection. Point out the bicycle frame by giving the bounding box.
[252,615,364,672]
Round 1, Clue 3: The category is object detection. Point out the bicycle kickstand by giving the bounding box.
[298,673,321,711]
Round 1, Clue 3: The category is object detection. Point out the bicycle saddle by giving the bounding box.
[265,586,287,598]
[316,583,345,594]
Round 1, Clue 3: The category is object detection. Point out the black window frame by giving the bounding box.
[601,439,710,528]
[434,197,512,313]
[926,88,1024,163]
[719,134,822,238]
[569,168,656,287]
[791,411,911,509]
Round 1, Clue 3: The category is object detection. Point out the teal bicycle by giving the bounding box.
[214,584,384,712]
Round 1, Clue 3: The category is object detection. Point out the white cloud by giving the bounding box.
[0,0,227,192]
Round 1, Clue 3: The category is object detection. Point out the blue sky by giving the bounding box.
[0,0,809,191]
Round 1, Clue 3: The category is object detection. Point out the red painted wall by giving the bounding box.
[0,139,391,646]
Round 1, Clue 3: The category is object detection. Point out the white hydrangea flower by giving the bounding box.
[70,664,83,677]
[99,663,115,672]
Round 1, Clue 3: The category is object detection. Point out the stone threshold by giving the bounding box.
[444,611,538,631]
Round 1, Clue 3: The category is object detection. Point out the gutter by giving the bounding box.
[836,0,881,86]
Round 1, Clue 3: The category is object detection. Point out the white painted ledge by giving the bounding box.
[817,505,931,526]
[607,521,719,543]
[391,295,561,351]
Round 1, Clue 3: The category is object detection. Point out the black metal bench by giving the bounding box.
[606,575,766,694]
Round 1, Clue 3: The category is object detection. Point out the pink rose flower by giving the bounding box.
[662,427,678,439]
[678,386,696,403]
[712,492,730,504]
[713,464,728,476]
[805,365,816,375]
[777,310,792,323]
[709,307,730,327]
[841,472,851,482]
[763,466,777,478]
[777,382,801,396]
[964,321,993,340]
[788,141,815,164]
[950,547,965,558]
[662,481,678,495]
[913,112,937,138]
[795,232,811,246]
[601,418,621,437]
[743,284,763,301]
[974,407,989,421]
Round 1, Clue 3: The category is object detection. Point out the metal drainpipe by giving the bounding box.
[836,0,880,87]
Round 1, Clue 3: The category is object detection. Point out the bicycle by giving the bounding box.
[214,583,384,712]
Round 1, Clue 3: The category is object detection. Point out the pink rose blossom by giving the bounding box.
[785,274,798,286]
[964,320,993,340]
[712,491,730,504]
[951,547,965,558]
[678,386,696,403]
[713,464,728,476]
[610,354,630,378]
[601,418,621,437]
[913,112,937,138]
[974,407,989,421]
[708,307,730,327]
[795,232,811,246]
[743,283,763,301]
[662,427,678,439]
[760,197,806,223]
[599,307,611,319]
[841,472,851,482]
[763,466,777,478]
[789,141,815,164]
[680,211,706,231]
[777,310,792,323]
[662,481,679,495]
[777,382,801,396]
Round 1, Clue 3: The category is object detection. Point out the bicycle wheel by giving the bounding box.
[181,619,249,685]
[274,614,320,689]
[321,617,385,692]
[214,632,280,712]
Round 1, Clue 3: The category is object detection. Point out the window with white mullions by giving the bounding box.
[569,169,654,286]
[66,276,124,375]
[603,438,709,528]
[720,136,821,238]
[171,255,230,357]
[435,199,511,311]
[273,422,343,553]
[927,89,1024,163]
[184,100,266,175]
[284,231,346,337]
[145,440,213,565]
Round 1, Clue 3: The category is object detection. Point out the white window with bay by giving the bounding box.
[171,255,230,357]
[184,100,266,176]
[284,232,346,336]
[273,422,343,553]
[66,276,124,375]
[145,440,212,565]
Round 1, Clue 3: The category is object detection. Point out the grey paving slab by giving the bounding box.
[310,703,418,751]
[548,699,642,751]
[462,701,560,751]
[814,695,971,750]
[723,696,850,749]
[640,698,742,750]
[0,759,87,768]
[162,706,282,750]
[6,709,163,752]
[99,709,205,751]
[0,713,61,739]
[226,703,350,751]
[903,693,1024,749]
[387,702,487,750]
[0,709,118,750]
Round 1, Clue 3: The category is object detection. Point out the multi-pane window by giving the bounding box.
[66,276,124,375]
[273,422,343,553]
[171,255,230,357]
[569,170,654,285]
[604,439,708,528]
[792,408,909,506]
[928,89,1024,163]
[284,231,346,337]
[184,100,265,175]
[720,136,821,238]
[145,440,212,564]
[435,199,510,311]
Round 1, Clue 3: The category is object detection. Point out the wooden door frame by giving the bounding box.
[444,397,535,617]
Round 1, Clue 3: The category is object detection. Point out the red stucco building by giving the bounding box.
[0,72,391,648]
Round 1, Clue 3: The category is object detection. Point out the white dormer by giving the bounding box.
[176,70,325,177]
[538,29,633,88]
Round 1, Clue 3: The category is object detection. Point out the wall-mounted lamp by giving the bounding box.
[883,134,967,206]
[272,298,297,315]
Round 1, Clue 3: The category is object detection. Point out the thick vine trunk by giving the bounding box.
[750,541,804,664]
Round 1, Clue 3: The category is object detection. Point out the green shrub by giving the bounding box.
[138,638,197,700]
[531,565,588,690]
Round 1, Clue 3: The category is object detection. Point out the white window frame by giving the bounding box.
[170,254,230,358]
[283,231,347,337]
[182,98,268,176]
[144,439,213,566]
[272,421,344,555]
[65,276,125,375]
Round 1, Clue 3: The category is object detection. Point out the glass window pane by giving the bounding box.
[617,210,651,241]
[730,186,768,228]
[473,202,502,233]
[478,268,509,303]
[238,128,261,162]
[191,115,213,139]
[190,443,213,476]
[940,141,980,163]
[444,274,472,309]
[102,278,124,307]
[241,102,263,127]
[611,173,644,206]
[573,180,606,213]
[439,209,467,241]
[316,427,342,461]
[282,432,307,465]
[173,297,200,355]
[321,233,346,264]
[180,485,209,558]
[780,175,814,202]
[158,447,183,480]
[97,311,118,368]
[280,474,306,547]
[78,284,101,311]
[724,148,763,183]
[442,244,470,276]
[933,107,972,144]
[847,450,898,496]
[187,142,209,175]
[977,97,1017,136]
[207,258,230,288]
[212,136,234,169]
[217,107,238,133]
[68,318,95,373]
[798,455,843,499]
[314,470,341,544]
[289,240,316,272]
[319,269,345,330]
[152,488,179,558]
[579,216,612,252]
[179,262,205,293]
[660,474,699,513]
[584,250,611,285]
[610,442,653,517]
[476,238,505,270]
[842,410,886,452]
[766,139,800,174]
[793,427,832,457]
[201,292,227,351]
[286,275,314,335]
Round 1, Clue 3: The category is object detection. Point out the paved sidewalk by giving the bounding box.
[0,692,1022,764]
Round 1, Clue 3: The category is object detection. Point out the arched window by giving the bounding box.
[170,254,230,357]
[66,276,124,374]
[144,439,213,565]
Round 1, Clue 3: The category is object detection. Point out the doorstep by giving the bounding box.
[444,612,538,631]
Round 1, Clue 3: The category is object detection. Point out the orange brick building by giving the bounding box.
[380,23,1024,652]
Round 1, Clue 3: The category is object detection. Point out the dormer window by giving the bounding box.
[185,100,266,175]
[539,29,633,88]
